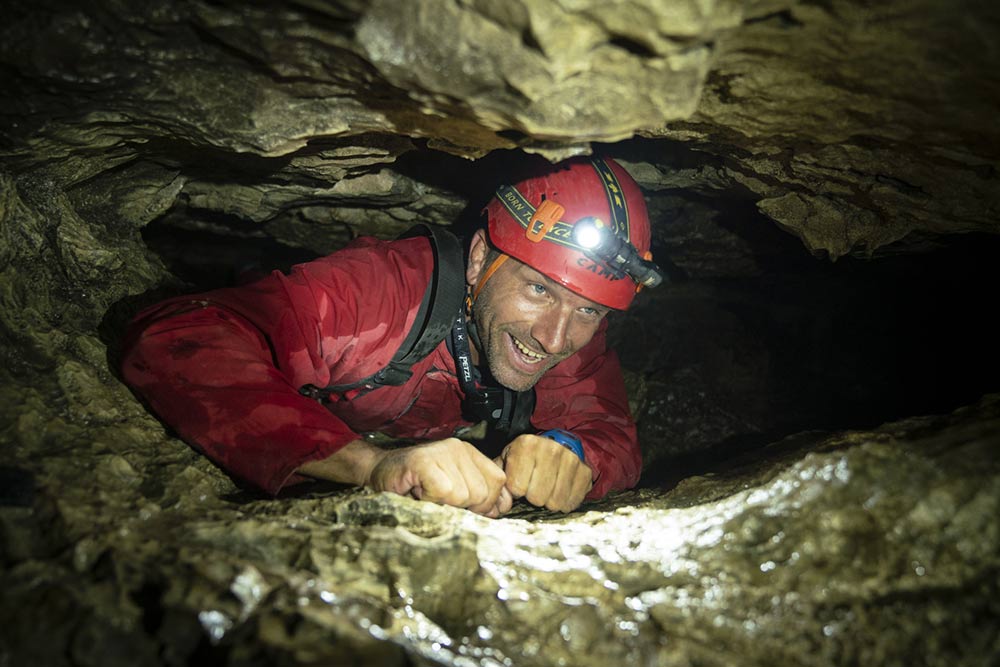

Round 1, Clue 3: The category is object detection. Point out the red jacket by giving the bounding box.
[121,235,641,497]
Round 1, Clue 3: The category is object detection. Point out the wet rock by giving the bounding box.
[1,1,999,665]
[3,0,997,265]
[2,387,997,665]
[659,0,1000,258]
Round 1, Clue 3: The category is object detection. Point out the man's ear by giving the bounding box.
[466,229,489,287]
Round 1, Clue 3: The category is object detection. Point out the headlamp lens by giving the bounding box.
[573,217,605,250]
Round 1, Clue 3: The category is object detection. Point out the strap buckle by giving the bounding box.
[525,199,565,242]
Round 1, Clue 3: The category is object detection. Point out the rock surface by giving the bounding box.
[2,0,998,263]
[2,1,1000,665]
[658,0,1000,260]
[2,363,998,665]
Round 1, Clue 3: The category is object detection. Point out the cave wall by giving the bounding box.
[2,1,1000,665]
[2,0,998,447]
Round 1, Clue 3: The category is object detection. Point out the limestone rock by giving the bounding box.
[1,2,999,665]
[2,380,997,665]
[3,0,998,264]
[656,0,1000,258]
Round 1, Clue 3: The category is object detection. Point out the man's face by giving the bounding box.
[466,231,610,392]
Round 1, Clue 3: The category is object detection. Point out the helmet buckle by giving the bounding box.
[525,199,565,242]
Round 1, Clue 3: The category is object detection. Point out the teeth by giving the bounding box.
[513,337,546,362]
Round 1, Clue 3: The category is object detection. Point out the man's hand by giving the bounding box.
[368,438,511,516]
[498,434,593,512]
[298,437,509,517]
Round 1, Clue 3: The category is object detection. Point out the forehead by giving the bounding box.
[506,256,609,311]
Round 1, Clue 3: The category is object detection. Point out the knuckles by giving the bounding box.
[468,486,490,507]
[525,488,548,507]
[417,438,507,510]
[402,435,588,514]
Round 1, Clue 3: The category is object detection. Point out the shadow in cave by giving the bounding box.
[632,229,1000,489]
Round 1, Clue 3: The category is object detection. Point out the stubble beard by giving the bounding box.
[473,299,560,393]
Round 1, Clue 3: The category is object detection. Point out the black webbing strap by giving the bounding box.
[451,312,537,438]
[589,157,631,240]
[503,385,536,437]
[299,224,466,401]
[392,224,466,369]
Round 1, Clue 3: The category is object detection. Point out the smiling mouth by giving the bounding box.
[511,335,547,364]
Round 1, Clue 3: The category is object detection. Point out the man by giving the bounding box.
[121,157,662,516]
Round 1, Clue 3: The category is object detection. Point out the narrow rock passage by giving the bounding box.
[3,384,997,665]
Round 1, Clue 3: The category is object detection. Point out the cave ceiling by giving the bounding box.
[3,0,998,273]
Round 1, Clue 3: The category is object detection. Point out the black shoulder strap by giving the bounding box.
[390,224,466,370]
[299,224,466,401]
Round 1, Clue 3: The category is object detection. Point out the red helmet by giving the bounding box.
[483,157,656,310]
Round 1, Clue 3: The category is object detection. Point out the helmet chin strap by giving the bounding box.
[466,254,509,359]
[472,253,509,302]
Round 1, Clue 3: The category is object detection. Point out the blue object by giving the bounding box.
[539,429,585,462]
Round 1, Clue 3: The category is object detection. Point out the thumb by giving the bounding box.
[493,443,513,470]
[497,486,513,514]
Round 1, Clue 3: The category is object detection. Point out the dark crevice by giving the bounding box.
[745,9,805,29]
[520,26,543,53]
[608,34,660,58]
[622,230,1000,483]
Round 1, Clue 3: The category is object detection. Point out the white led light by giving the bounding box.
[574,219,604,249]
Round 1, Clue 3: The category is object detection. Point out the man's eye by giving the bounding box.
[529,283,547,295]
[579,307,606,319]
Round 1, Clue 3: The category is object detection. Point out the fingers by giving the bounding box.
[567,463,592,509]
[502,436,537,498]
[491,486,514,517]
[524,451,557,508]
[372,438,506,516]
[548,445,593,509]
[461,451,506,515]
[414,458,460,503]
[501,434,593,513]
[368,435,592,517]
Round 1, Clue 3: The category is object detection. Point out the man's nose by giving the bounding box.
[531,307,572,355]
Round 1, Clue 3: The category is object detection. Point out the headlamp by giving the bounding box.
[573,218,606,250]
[572,217,664,289]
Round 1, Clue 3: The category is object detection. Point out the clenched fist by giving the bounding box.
[497,433,592,512]
[368,437,511,517]
[297,437,512,517]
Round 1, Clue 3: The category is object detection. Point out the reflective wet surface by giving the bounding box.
[3,384,997,666]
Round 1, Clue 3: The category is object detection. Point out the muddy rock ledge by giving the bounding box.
[2,372,998,665]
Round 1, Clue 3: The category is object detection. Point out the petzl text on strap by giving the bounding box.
[450,311,536,437]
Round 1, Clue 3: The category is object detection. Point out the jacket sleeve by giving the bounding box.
[530,321,642,499]
[120,237,429,495]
